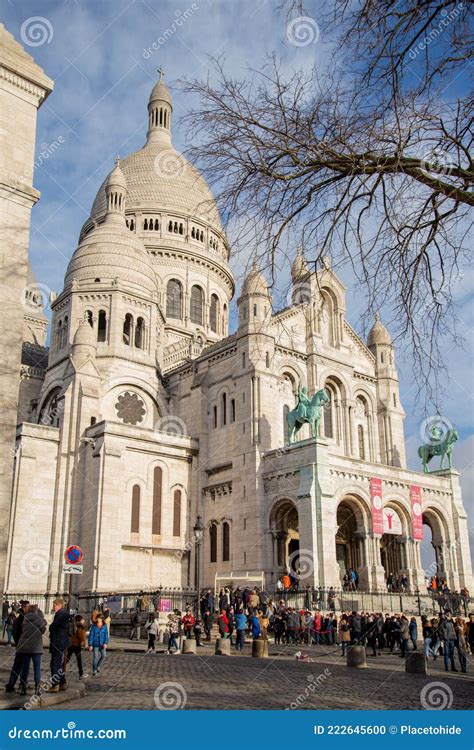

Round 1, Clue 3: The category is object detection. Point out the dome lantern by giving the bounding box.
[104,156,127,223]
[367,312,392,348]
[146,67,173,145]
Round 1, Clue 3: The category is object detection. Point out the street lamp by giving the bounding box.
[193,515,205,620]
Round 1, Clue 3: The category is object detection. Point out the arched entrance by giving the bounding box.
[379,505,407,585]
[422,509,448,581]
[270,499,299,573]
[335,497,368,584]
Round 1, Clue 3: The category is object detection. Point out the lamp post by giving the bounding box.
[193,515,205,620]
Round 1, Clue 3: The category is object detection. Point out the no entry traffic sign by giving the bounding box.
[64,545,83,565]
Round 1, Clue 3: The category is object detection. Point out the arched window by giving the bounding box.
[173,489,181,537]
[283,404,290,444]
[144,218,148,230]
[213,405,217,429]
[131,485,140,534]
[381,352,384,363]
[393,393,397,407]
[86,310,93,327]
[191,227,195,239]
[265,351,270,368]
[222,522,230,561]
[358,424,365,460]
[231,398,236,423]
[168,220,173,232]
[97,310,107,342]
[324,388,334,439]
[123,313,133,345]
[166,279,183,319]
[190,285,204,325]
[179,223,183,235]
[135,317,145,349]
[210,524,217,563]
[152,467,162,535]
[222,392,227,426]
[56,320,62,350]
[154,219,159,231]
[210,294,219,332]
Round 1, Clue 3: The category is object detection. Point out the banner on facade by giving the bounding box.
[370,477,383,535]
[410,484,424,540]
[382,507,403,535]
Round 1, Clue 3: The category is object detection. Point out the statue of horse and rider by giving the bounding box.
[418,423,458,473]
[286,385,330,444]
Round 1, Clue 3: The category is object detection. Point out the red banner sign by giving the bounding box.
[410,485,423,540]
[370,477,383,535]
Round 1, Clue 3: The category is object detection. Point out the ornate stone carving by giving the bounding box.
[114,391,146,425]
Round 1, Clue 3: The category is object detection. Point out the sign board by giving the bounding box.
[64,545,83,564]
[382,507,403,535]
[370,477,383,535]
[63,563,83,574]
[158,598,172,613]
[410,485,424,540]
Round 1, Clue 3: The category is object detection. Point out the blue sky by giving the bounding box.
[3,0,473,564]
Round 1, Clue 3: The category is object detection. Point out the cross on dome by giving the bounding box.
[157,66,164,80]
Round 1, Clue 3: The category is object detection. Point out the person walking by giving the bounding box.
[251,612,261,640]
[145,613,158,653]
[2,599,10,640]
[218,609,229,638]
[88,615,109,676]
[340,617,351,656]
[182,610,195,640]
[16,605,47,697]
[48,598,71,692]
[399,615,409,658]
[203,608,213,641]
[455,617,468,673]
[4,600,29,693]
[166,614,180,654]
[5,610,15,647]
[194,618,203,647]
[440,612,458,672]
[409,617,418,650]
[66,615,88,680]
[129,609,141,641]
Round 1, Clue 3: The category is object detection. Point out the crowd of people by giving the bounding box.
[2,598,110,696]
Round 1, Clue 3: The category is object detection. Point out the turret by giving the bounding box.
[237,265,272,334]
[367,313,405,467]
[146,67,172,145]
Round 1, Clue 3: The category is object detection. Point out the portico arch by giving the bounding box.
[335,495,370,585]
[269,498,299,573]
[379,502,410,584]
[422,507,449,581]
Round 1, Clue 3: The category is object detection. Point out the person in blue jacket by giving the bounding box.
[251,613,261,640]
[88,615,109,676]
[235,608,248,651]
[409,617,418,651]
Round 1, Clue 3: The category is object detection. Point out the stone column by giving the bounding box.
[0,25,53,595]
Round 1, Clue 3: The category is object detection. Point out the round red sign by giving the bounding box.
[64,545,83,564]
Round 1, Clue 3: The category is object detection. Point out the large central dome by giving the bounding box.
[89,141,222,229]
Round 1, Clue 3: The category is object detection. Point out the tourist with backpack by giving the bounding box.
[66,614,88,679]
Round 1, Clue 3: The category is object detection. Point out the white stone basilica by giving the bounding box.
[5,74,472,599]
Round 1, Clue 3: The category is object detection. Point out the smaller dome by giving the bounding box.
[106,157,127,191]
[149,76,172,107]
[241,266,269,297]
[291,245,309,281]
[72,318,96,349]
[368,313,391,347]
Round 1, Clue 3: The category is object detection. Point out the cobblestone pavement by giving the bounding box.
[2,642,469,711]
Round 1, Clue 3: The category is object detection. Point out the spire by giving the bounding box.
[291,243,309,281]
[146,68,173,145]
[104,157,127,223]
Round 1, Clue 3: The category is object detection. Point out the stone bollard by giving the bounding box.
[252,638,268,659]
[182,639,196,655]
[346,645,367,668]
[405,652,427,675]
[215,638,231,655]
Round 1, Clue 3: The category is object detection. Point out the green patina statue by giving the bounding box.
[418,425,459,473]
[286,385,330,444]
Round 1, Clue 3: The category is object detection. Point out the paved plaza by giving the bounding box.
[2,641,470,711]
